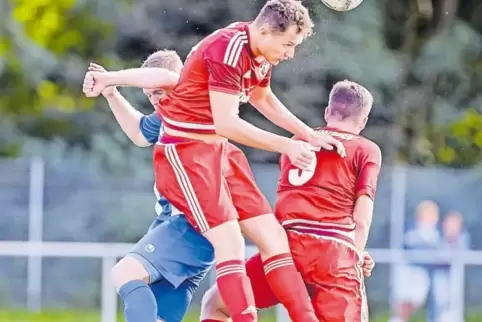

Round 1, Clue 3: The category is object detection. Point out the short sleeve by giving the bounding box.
[139,112,162,144]
[259,67,272,88]
[204,38,244,95]
[355,142,382,200]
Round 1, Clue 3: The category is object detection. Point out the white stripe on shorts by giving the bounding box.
[164,144,210,232]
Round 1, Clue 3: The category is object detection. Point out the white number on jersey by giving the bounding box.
[288,156,317,186]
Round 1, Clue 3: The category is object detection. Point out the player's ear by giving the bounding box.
[360,116,368,129]
[324,106,330,121]
[258,23,272,37]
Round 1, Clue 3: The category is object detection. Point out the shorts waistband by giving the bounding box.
[281,219,358,253]
[159,133,192,144]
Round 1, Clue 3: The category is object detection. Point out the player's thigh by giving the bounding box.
[291,234,367,322]
[111,256,150,289]
[310,277,368,322]
[239,214,290,257]
[154,141,237,233]
[224,144,287,254]
[224,143,272,221]
[128,216,214,288]
[150,278,198,322]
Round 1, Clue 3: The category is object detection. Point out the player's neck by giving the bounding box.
[325,121,360,134]
[247,23,262,57]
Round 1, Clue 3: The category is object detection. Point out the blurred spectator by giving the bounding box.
[390,200,442,322]
[435,211,470,322]
[390,203,471,322]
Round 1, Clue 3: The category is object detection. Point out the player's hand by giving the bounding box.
[82,70,109,98]
[285,140,316,170]
[362,251,375,277]
[306,130,346,158]
[87,63,116,97]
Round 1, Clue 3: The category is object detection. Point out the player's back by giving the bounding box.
[157,21,271,135]
[276,127,381,228]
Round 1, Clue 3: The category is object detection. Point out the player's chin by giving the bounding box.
[269,59,281,66]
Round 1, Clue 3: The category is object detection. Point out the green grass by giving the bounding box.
[1,309,482,322]
[0,309,276,322]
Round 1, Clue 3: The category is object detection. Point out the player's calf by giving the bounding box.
[203,220,257,322]
[200,284,231,322]
[111,256,158,322]
[240,214,317,322]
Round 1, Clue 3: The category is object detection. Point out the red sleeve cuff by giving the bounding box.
[356,187,375,200]
[208,85,240,95]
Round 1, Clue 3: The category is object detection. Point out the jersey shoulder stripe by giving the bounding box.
[222,31,248,68]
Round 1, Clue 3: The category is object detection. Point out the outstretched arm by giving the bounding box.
[103,90,157,147]
[87,63,161,147]
[94,68,179,91]
[250,86,345,156]
[210,90,293,153]
[250,86,313,140]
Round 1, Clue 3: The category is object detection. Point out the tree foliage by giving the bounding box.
[0,0,481,167]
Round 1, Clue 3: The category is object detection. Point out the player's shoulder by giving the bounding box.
[203,21,251,67]
[358,136,381,154]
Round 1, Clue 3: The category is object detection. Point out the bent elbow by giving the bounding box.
[131,133,152,147]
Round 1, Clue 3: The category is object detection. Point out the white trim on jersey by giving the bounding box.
[223,31,248,68]
[282,218,357,231]
[162,115,216,130]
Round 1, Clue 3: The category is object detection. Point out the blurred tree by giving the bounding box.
[0,0,481,168]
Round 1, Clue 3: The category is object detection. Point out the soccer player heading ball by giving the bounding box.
[84,0,346,321]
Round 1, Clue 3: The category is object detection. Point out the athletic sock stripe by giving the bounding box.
[264,258,294,275]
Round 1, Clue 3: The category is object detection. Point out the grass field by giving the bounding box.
[1,309,482,321]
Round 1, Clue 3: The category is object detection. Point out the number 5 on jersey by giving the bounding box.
[288,157,317,186]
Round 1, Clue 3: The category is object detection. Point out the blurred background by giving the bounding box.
[1,0,482,321]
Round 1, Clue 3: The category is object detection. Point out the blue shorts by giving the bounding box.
[128,215,214,321]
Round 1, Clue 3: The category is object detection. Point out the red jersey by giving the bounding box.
[157,21,272,134]
[275,127,382,228]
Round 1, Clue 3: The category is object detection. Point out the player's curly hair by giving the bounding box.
[255,0,314,39]
[141,49,183,73]
[328,80,373,120]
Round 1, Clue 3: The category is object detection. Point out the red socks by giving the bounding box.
[263,253,317,322]
[216,260,257,322]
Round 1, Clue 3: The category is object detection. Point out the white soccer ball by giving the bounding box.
[321,0,363,11]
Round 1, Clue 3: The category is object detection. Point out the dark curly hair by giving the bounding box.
[255,0,314,39]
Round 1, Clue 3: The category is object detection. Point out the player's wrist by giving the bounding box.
[302,127,317,141]
[277,136,296,154]
[102,87,119,98]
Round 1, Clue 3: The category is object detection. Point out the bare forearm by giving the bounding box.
[103,68,179,89]
[216,117,291,153]
[354,224,371,253]
[103,90,149,146]
[252,93,312,139]
[353,196,374,252]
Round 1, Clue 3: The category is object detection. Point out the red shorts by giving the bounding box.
[153,136,272,233]
[246,232,368,322]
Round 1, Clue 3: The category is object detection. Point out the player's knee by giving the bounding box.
[201,285,230,321]
[203,220,245,261]
[240,214,290,257]
[111,256,150,289]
